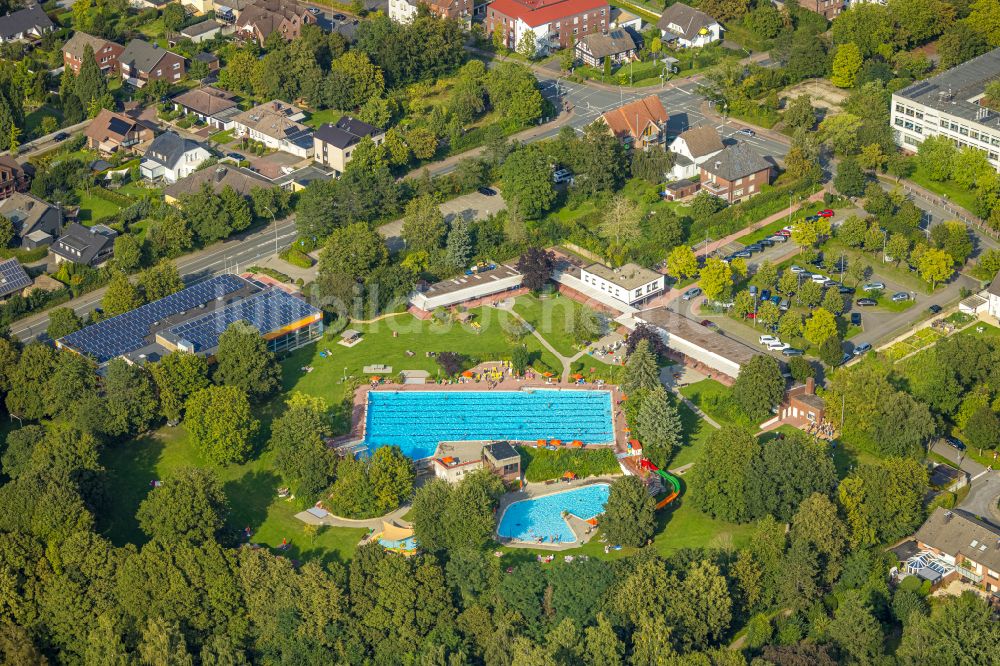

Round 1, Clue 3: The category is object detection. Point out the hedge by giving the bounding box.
[280,247,313,268]
[521,447,621,482]
[89,186,135,207]
[688,179,820,243]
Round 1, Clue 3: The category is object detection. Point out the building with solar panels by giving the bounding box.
[56,274,323,367]
[0,258,32,300]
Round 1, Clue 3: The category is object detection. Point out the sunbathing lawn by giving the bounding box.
[76,190,122,223]
[303,108,344,129]
[678,378,743,428]
[513,292,597,357]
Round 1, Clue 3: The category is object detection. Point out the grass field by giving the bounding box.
[76,190,122,223]
[907,165,979,216]
[513,292,599,356]
[678,378,744,428]
[520,447,620,482]
[303,108,344,129]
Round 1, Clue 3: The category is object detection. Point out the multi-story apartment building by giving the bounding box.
[797,0,845,20]
[62,32,124,75]
[486,0,610,56]
[891,48,1000,170]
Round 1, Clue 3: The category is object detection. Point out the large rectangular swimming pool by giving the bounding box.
[363,389,615,460]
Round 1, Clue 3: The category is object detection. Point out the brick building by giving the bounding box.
[0,155,30,202]
[62,32,124,76]
[797,0,845,20]
[486,0,610,56]
[119,40,185,87]
[699,141,772,204]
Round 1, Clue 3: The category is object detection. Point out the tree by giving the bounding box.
[102,272,142,317]
[964,407,1000,455]
[185,385,259,465]
[445,218,473,270]
[103,359,160,437]
[916,135,957,181]
[797,278,823,307]
[0,215,13,248]
[938,24,990,69]
[917,246,954,287]
[783,95,816,132]
[500,145,556,220]
[834,157,867,197]
[47,306,83,340]
[838,458,927,546]
[516,247,554,292]
[666,245,698,279]
[484,62,543,127]
[136,467,229,543]
[368,445,414,514]
[150,352,210,424]
[601,476,655,547]
[75,44,107,110]
[162,1,186,30]
[804,308,838,346]
[827,590,883,663]
[778,270,799,296]
[271,392,335,501]
[791,492,849,584]
[690,190,726,219]
[401,195,446,253]
[599,194,642,247]
[666,559,733,650]
[935,220,973,265]
[886,233,911,265]
[734,290,754,319]
[136,261,184,303]
[732,355,785,423]
[831,43,863,88]
[699,257,733,302]
[690,426,760,522]
[897,592,1000,666]
[756,301,781,329]
[635,386,682,468]
[319,222,388,281]
[213,322,281,402]
[746,434,838,522]
[623,338,660,394]
[573,122,627,196]
[630,147,674,185]
[572,307,602,344]
[517,30,537,59]
[137,617,193,666]
[752,261,778,290]
[822,287,845,315]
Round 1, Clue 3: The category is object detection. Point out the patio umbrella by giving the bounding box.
[371,376,381,381]
[572,373,583,379]
[462,370,475,377]
[563,471,576,480]
[571,440,583,447]
[543,372,553,377]
[550,439,562,446]
[537,439,546,446]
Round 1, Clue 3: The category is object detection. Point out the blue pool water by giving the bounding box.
[497,483,611,543]
[363,389,614,460]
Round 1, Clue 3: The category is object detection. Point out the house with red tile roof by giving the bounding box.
[599,95,669,148]
[486,0,610,55]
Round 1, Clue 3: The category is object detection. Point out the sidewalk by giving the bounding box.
[694,189,827,258]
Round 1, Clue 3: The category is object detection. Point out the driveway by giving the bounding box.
[378,190,506,252]
[931,440,1000,526]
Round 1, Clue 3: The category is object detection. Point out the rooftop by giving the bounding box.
[700,141,771,181]
[484,441,520,462]
[0,4,54,40]
[234,100,311,142]
[120,39,176,73]
[63,31,109,59]
[0,258,31,299]
[576,28,636,58]
[914,508,1000,573]
[488,0,609,27]
[675,125,724,158]
[144,132,204,169]
[84,109,142,145]
[315,115,382,149]
[416,263,521,298]
[172,86,239,117]
[583,262,660,290]
[601,95,669,139]
[163,165,272,199]
[0,192,57,238]
[181,19,222,37]
[636,307,760,368]
[657,2,717,42]
[51,223,117,266]
[895,48,1000,129]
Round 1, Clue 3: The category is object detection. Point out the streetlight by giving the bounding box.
[262,204,277,256]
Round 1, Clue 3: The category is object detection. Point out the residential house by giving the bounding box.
[610,7,642,30]
[163,164,272,204]
[180,19,223,43]
[431,441,485,483]
[62,31,124,75]
[215,0,253,22]
[578,262,665,307]
[486,0,610,56]
[906,507,1000,596]
[313,116,385,174]
[667,124,723,180]
[129,0,173,8]
[699,141,772,204]
[0,4,54,43]
[575,28,636,68]
[482,441,521,484]
[0,155,30,202]
[233,100,314,158]
[388,0,419,23]
[776,378,827,430]
[172,86,240,129]
[140,132,212,183]
[798,0,845,20]
[194,52,220,74]
[84,109,155,155]
[0,258,32,301]
[51,223,117,267]
[0,192,62,249]
[656,2,721,48]
[119,40,186,87]
[234,0,317,46]
[600,95,669,148]
[187,0,217,14]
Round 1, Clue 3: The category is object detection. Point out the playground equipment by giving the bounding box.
[639,458,681,509]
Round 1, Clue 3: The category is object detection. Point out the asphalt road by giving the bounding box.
[10,217,299,342]
[931,440,1000,527]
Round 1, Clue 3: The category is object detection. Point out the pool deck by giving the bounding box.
[331,379,632,458]
[495,475,622,551]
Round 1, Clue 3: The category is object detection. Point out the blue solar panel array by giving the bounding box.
[0,259,32,298]
[166,288,319,353]
[59,274,247,363]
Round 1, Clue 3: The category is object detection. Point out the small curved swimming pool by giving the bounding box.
[497,483,610,544]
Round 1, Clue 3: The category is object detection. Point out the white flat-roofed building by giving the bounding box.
[409,263,523,311]
[891,48,1000,169]
[579,262,664,307]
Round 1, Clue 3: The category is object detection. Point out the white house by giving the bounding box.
[232,101,314,159]
[656,2,721,48]
[667,125,724,180]
[0,4,54,43]
[388,0,419,23]
[140,132,212,183]
[579,262,664,307]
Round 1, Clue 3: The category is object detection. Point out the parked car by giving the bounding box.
[810,274,828,284]
[226,152,246,161]
[769,234,788,243]
[891,292,910,302]
[818,209,835,218]
[767,340,790,351]
[53,132,69,141]
[333,12,347,19]
[779,299,790,311]
[682,287,702,300]
[776,229,791,237]
[805,215,820,222]
[477,186,497,196]
[746,243,763,252]
[928,304,942,314]
[853,343,872,355]
[700,319,718,329]
[838,285,855,294]
[749,285,758,296]
[771,295,781,305]
[733,250,752,258]
[862,282,885,292]
[759,334,779,345]
[850,312,862,326]
[782,347,805,356]
[856,298,877,306]
[832,259,848,272]
[736,128,755,137]
[839,352,852,366]
[758,238,774,247]
[944,436,966,451]
[761,289,771,301]
[789,265,806,274]
[308,6,320,12]
[809,255,825,267]
[552,169,573,184]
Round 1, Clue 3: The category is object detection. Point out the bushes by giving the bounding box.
[688,179,819,243]
[89,186,135,207]
[279,247,313,268]
[521,447,620,482]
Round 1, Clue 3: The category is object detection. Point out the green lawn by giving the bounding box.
[907,165,980,216]
[959,321,1000,338]
[678,378,744,428]
[303,108,344,129]
[513,292,597,356]
[520,447,620,482]
[99,426,367,564]
[138,17,166,38]
[76,190,122,223]
[874,294,917,312]
[209,129,235,144]
[24,104,63,139]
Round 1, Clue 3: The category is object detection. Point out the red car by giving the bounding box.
[746,312,756,319]
[818,209,835,217]
[776,229,791,237]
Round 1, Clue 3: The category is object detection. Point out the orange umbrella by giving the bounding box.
[572,373,583,379]
[537,439,546,446]
[371,376,381,381]
[571,440,583,447]
[563,471,576,480]
[462,370,474,377]
[543,371,553,377]
[550,439,562,446]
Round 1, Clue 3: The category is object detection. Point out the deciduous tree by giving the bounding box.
[601,476,655,547]
[699,257,733,302]
[732,355,785,423]
[213,322,281,402]
[185,385,259,465]
[136,467,229,543]
[150,351,210,423]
